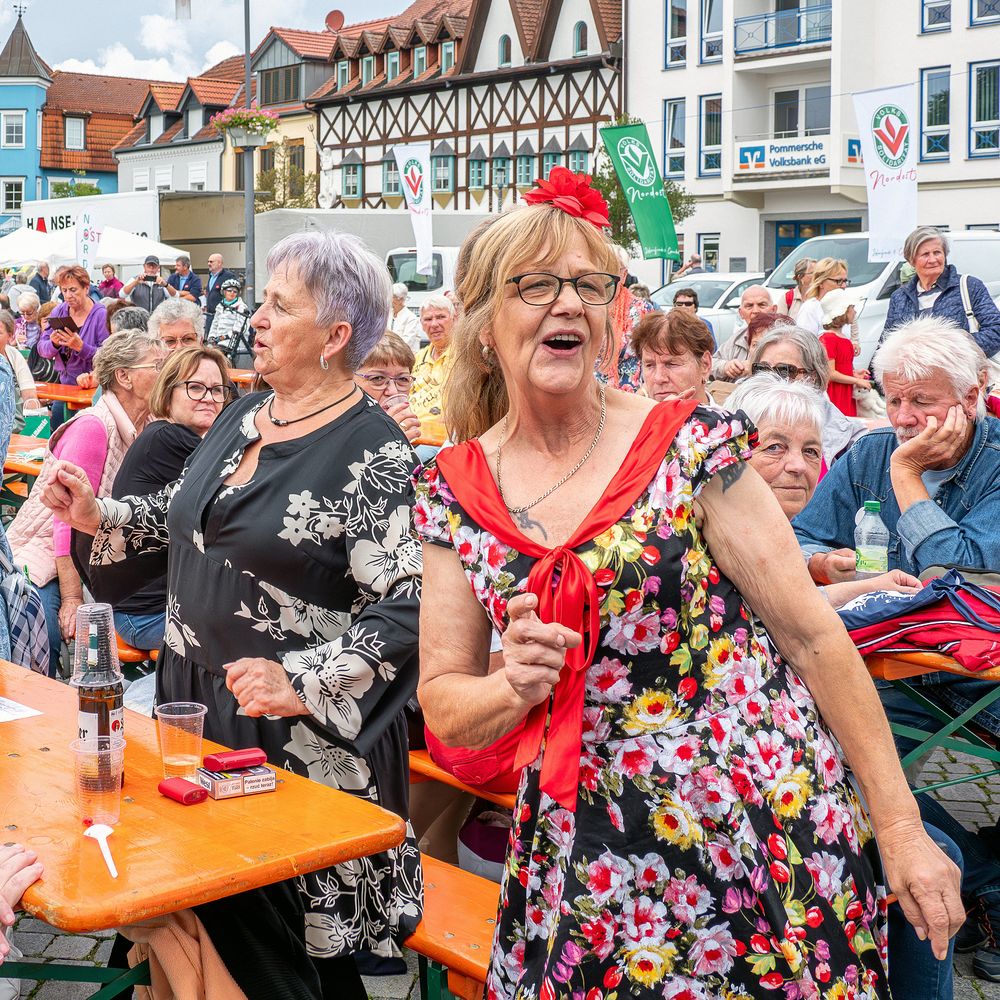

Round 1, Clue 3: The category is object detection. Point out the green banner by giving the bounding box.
[599,123,680,261]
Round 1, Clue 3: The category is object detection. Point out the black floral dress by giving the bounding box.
[414,408,890,1000]
[90,391,423,959]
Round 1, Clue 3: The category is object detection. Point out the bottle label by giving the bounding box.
[856,546,888,575]
[77,707,124,741]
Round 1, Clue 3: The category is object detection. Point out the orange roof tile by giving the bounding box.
[40,109,145,172]
[45,71,155,116]
[148,82,185,112]
[153,119,185,146]
[393,0,472,28]
[201,53,246,80]
[186,76,242,107]
[270,26,337,59]
[593,0,622,42]
[112,119,148,153]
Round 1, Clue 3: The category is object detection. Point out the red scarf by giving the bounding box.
[436,400,696,809]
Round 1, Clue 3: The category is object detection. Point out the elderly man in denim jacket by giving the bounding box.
[794,316,1000,744]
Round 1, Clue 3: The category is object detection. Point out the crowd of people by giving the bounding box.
[0,170,998,1000]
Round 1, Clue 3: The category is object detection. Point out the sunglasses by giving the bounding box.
[751,362,810,381]
[674,300,697,307]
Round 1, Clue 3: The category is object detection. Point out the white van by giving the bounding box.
[763,231,1000,367]
[385,246,460,314]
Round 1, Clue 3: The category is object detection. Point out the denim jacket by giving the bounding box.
[792,417,1000,575]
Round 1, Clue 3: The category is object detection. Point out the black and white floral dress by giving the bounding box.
[89,391,423,959]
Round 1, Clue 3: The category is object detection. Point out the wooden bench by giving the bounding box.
[406,854,498,1000]
[409,749,516,811]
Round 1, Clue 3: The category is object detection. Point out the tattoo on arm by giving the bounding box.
[718,462,746,493]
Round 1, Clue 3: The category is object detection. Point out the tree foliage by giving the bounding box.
[255,140,319,210]
[591,113,697,256]
[51,172,102,199]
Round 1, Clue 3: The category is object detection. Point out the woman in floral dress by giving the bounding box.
[42,232,422,1000]
[415,184,962,999]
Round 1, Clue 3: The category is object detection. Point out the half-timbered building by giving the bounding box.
[306,0,622,212]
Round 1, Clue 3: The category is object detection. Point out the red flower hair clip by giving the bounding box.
[523,166,611,229]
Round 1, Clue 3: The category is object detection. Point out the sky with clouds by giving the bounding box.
[2,0,402,81]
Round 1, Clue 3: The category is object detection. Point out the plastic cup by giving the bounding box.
[71,736,126,826]
[155,703,207,780]
[380,392,409,413]
[70,603,121,687]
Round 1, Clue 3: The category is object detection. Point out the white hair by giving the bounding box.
[420,294,455,317]
[873,316,984,417]
[266,230,391,370]
[728,373,826,436]
[148,298,204,339]
[16,292,39,313]
[902,226,949,265]
[391,282,409,300]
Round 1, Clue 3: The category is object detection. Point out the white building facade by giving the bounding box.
[625,1,1000,286]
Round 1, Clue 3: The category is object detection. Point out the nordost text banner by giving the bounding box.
[393,142,434,276]
[599,123,680,261]
[852,84,918,262]
[76,213,103,275]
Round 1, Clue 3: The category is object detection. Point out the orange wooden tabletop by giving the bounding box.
[229,369,255,386]
[865,650,1000,682]
[4,434,46,478]
[34,383,95,410]
[0,663,406,933]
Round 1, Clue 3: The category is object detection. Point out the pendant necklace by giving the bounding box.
[267,385,357,427]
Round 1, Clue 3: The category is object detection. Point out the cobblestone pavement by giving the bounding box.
[5,748,998,999]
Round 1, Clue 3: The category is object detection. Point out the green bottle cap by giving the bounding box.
[864,500,881,513]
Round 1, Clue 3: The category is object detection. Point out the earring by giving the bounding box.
[319,355,329,371]
[481,344,491,359]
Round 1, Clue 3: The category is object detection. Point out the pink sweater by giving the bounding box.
[51,415,108,557]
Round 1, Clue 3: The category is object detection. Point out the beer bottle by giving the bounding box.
[77,623,125,743]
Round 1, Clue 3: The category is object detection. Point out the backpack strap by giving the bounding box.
[960,273,980,333]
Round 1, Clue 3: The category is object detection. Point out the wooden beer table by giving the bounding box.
[4,433,46,479]
[229,368,255,386]
[0,663,406,996]
[34,382,95,411]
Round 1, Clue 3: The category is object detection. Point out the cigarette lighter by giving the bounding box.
[202,748,267,771]
[158,777,209,805]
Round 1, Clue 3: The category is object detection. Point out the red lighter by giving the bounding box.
[202,748,267,771]
[158,777,209,805]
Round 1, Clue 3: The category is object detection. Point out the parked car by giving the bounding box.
[651,272,766,347]
[385,246,460,315]
[763,231,1000,367]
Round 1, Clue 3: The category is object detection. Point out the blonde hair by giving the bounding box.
[443,204,619,442]
[804,257,848,300]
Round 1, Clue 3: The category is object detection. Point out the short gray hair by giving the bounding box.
[175,255,191,266]
[110,305,149,333]
[0,309,14,334]
[902,226,949,265]
[148,298,203,339]
[16,292,39,313]
[92,330,163,392]
[873,316,984,416]
[729,373,826,436]
[391,282,409,300]
[265,230,391,370]
[751,325,830,391]
[420,294,455,317]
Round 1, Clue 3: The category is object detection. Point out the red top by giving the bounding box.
[435,399,697,810]
[820,330,857,417]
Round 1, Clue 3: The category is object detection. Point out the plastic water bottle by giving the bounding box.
[855,500,889,579]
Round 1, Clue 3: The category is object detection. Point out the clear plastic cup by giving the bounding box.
[380,392,409,413]
[155,703,208,780]
[71,736,126,826]
[70,603,121,687]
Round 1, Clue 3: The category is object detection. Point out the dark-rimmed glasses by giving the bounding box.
[506,272,620,306]
[826,277,849,287]
[176,380,233,403]
[673,299,697,308]
[356,373,416,391]
[752,362,810,381]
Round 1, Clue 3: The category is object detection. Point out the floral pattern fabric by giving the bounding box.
[414,408,889,1000]
[90,392,423,958]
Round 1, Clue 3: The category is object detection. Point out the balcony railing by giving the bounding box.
[734,4,832,56]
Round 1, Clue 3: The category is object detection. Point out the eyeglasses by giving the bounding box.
[826,277,850,287]
[506,272,621,306]
[128,359,167,372]
[356,373,416,390]
[673,300,697,308]
[752,362,811,381]
[176,380,233,403]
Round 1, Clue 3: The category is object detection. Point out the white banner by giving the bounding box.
[393,142,433,276]
[852,84,918,263]
[75,213,103,275]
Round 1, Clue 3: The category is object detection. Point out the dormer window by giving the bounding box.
[337,60,350,89]
[64,116,85,150]
[413,46,427,77]
[498,35,512,68]
[441,40,455,72]
[387,50,400,79]
[260,66,300,104]
[573,21,588,56]
[361,55,375,86]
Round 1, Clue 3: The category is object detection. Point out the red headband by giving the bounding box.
[523,166,611,229]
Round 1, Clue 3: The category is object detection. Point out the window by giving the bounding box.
[498,35,512,68]
[35,177,41,199]
[699,94,722,175]
[568,149,588,173]
[1,112,25,149]
[413,46,427,77]
[968,222,1000,230]
[133,168,150,192]
[698,233,720,271]
[361,55,375,86]
[287,143,305,197]
[701,0,722,62]
[493,157,510,188]
[772,85,830,138]
[665,0,686,67]
[154,166,172,191]
[441,41,455,71]
[921,0,951,30]
[337,60,350,89]
[664,97,685,176]
[469,158,487,189]
[432,155,454,193]
[1,179,23,213]
[970,61,1000,157]
[921,67,951,159]
[260,66,300,105]
[234,150,245,191]
[542,152,561,179]
[573,21,588,56]
[342,163,362,198]
[516,154,534,185]
[383,159,400,195]
[972,0,1000,25]
[259,146,275,174]
[36,110,41,150]
[387,51,400,79]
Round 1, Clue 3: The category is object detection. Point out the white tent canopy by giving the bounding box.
[90,227,189,267]
[0,228,61,268]
[0,225,188,270]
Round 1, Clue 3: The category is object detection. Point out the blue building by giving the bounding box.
[0,14,49,235]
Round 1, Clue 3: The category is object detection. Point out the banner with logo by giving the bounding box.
[75,212,103,274]
[852,84,918,263]
[599,123,680,262]
[393,142,433,275]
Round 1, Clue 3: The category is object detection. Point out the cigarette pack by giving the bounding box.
[196,764,277,800]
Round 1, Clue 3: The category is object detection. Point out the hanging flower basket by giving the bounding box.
[211,105,279,148]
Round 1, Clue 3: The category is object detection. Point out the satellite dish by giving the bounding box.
[325,9,345,31]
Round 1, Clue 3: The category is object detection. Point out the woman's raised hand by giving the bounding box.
[40,460,101,535]
[500,593,581,709]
